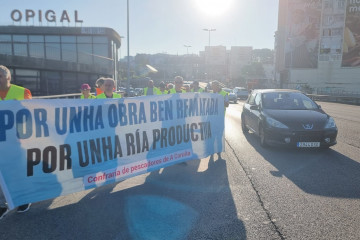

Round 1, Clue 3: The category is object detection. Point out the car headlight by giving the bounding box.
[266,117,289,129]
[324,117,336,128]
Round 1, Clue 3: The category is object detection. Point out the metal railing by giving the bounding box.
[307,94,360,105]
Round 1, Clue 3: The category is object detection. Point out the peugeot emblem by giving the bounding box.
[302,124,314,130]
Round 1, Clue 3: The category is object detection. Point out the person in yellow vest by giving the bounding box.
[0,65,32,219]
[80,83,96,99]
[96,78,121,99]
[191,81,204,93]
[169,76,186,93]
[95,78,105,96]
[158,81,168,94]
[211,80,229,111]
[143,78,161,96]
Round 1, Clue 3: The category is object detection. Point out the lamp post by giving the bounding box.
[184,45,192,55]
[126,0,130,96]
[203,28,216,47]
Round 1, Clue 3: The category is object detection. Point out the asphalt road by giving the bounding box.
[1,101,359,240]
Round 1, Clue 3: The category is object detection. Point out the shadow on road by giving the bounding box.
[243,132,360,199]
[0,155,246,240]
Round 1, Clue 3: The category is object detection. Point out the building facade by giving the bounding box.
[0,26,121,96]
[275,0,360,95]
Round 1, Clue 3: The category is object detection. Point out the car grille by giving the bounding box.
[293,131,322,142]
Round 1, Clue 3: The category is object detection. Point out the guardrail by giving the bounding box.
[30,92,360,105]
[307,94,360,105]
[32,91,126,99]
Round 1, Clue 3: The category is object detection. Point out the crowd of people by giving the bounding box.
[0,64,229,220]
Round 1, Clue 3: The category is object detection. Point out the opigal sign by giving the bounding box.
[10,9,83,24]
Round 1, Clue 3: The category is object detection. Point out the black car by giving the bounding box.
[241,89,338,148]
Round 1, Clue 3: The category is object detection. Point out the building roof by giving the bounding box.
[0,25,122,47]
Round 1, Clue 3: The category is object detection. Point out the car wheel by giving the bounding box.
[259,125,268,147]
[234,100,237,104]
[241,116,249,134]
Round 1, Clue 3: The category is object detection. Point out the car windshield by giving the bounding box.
[262,92,319,110]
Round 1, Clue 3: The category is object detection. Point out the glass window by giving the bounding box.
[254,94,261,106]
[16,69,40,76]
[93,36,108,44]
[62,43,77,62]
[0,43,12,55]
[14,43,28,56]
[29,35,44,43]
[13,35,28,42]
[78,44,93,64]
[77,36,92,43]
[13,69,41,96]
[46,43,61,60]
[42,71,61,95]
[61,36,76,43]
[0,35,11,42]
[78,73,90,89]
[62,72,78,94]
[93,44,110,65]
[29,43,45,58]
[248,92,256,105]
[45,36,60,43]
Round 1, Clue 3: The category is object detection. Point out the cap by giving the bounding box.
[81,84,91,90]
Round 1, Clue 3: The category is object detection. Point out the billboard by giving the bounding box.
[285,0,322,68]
[342,0,360,67]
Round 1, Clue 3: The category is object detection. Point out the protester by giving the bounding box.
[95,77,105,96]
[191,81,204,92]
[80,83,96,99]
[183,84,191,92]
[211,80,229,111]
[159,81,168,94]
[167,83,174,93]
[143,78,161,95]
[0,65,32,219]
[96,78,121,98]
[169,76,186,93]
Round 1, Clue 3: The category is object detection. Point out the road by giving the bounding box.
[1,101,359,240]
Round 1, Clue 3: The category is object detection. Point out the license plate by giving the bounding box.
[297,142,320,148]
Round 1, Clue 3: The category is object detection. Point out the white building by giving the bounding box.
[275,0,360,95]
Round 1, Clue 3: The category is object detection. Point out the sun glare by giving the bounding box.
[195,0,234,16]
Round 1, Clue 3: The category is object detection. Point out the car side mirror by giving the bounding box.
[318,105,322,109]
[250,105,259,110]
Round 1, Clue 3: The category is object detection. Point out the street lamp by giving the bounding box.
[203,28,216,47]
[184,45,192,55]
[126,0,130,96]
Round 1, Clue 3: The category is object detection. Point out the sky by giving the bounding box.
[1,0,279,56]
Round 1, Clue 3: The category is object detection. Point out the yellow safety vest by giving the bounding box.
[144,87,161,95]
[81,94,96,99]
[191,88,204,93]
[215,90,229,113]
[0,84,25,101]
[169,88,186,94]
[96,93,122,99]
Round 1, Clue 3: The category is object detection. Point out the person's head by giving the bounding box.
[193,81,199,89]
[96,78,105,91]
[80,83,91,97]
[167,83,174,90]
[159,81,166,91]
[103,78,115,96]
[174,76,183,91]
[211,80,221,93]
[147,78,154,88]
[0,65,11,87]
[183,84,190,92]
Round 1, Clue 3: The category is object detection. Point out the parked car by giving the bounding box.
[233,87,249,100]
[223,88,237,103]
[241,89,338,148]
